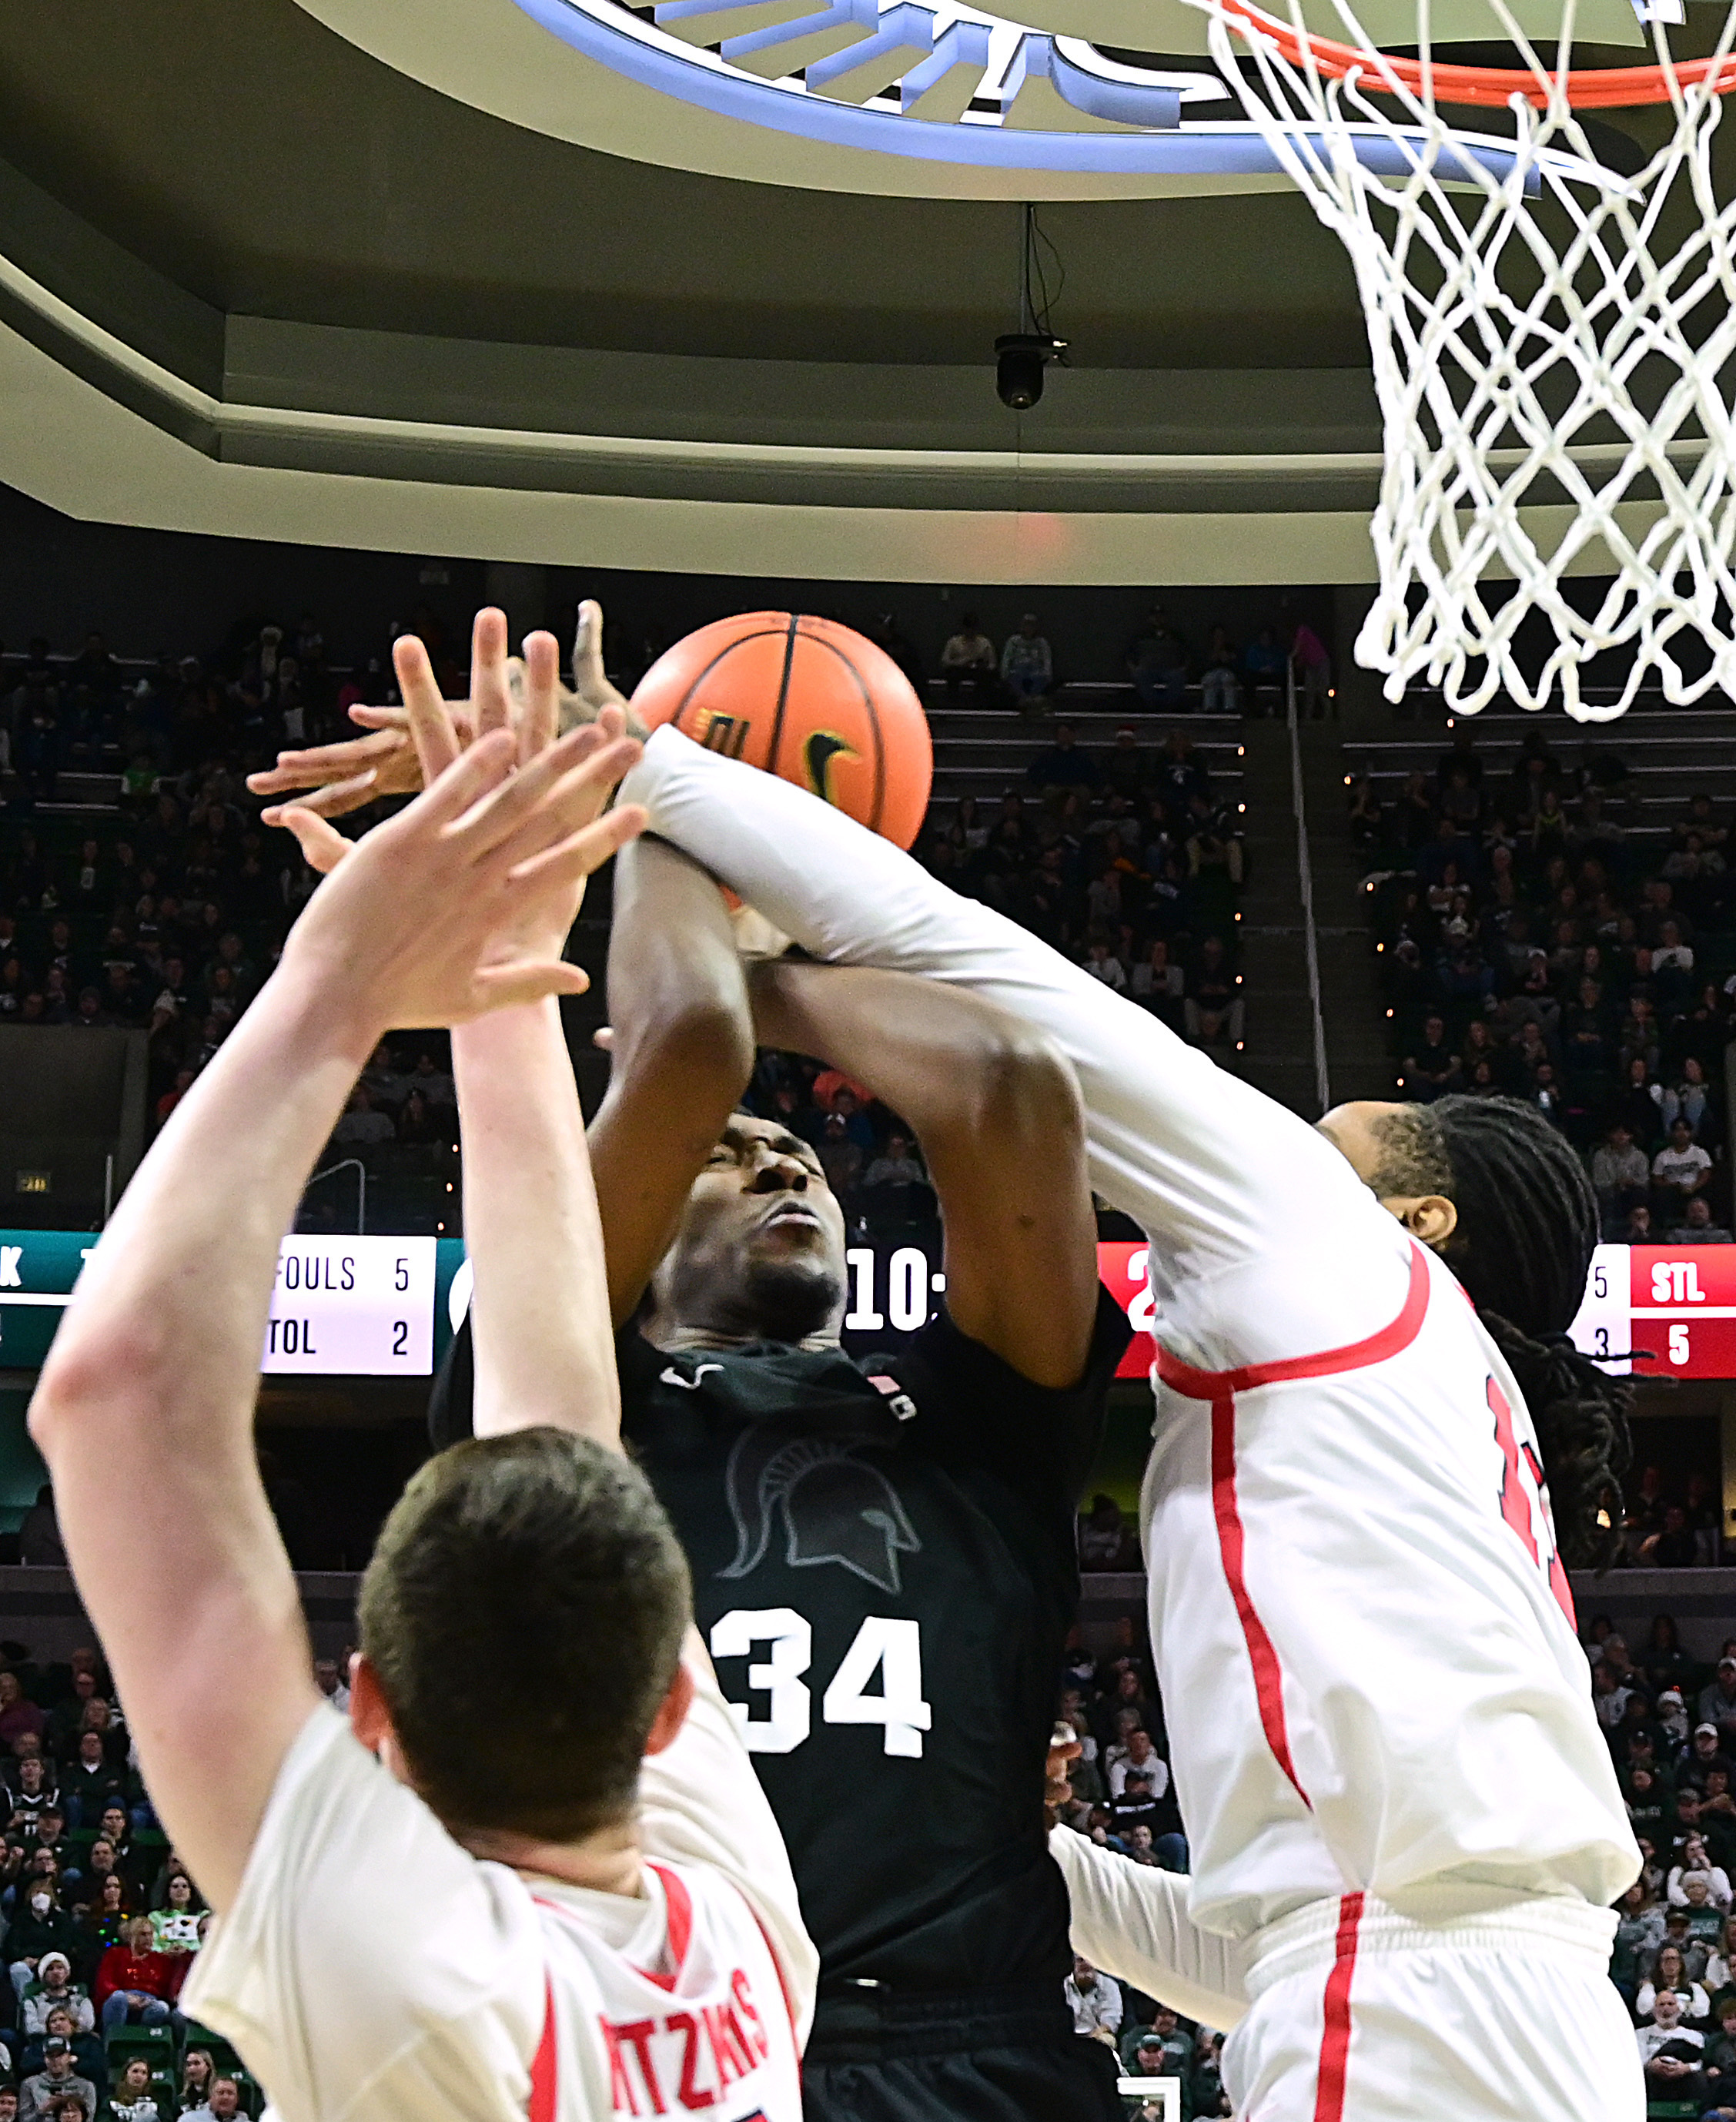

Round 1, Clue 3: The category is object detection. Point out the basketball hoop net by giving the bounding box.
[1183,0,1736,716]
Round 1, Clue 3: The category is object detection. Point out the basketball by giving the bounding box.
[631,612,933,850]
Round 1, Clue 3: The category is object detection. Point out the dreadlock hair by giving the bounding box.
[1369,1094,1632,1573]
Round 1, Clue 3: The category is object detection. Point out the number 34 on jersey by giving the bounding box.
[709,1610,933,1758]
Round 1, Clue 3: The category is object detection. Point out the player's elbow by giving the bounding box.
[643,999,756,1100]
[958,1026,1084,1152]
[30,1321,167,1462]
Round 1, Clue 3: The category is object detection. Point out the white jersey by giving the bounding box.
[183,1652,814,2122]
[627,727,1641,1938]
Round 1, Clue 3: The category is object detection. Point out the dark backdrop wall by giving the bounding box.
[0,483,1337,681]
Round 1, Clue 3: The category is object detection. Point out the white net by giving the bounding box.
[1183,0,1736,717]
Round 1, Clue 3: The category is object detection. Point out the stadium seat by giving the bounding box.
[105,2023,173,2064]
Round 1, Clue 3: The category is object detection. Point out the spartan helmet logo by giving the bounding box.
[720,1429,921,1595]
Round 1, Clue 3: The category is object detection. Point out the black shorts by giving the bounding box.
[801,1985,1124,2122]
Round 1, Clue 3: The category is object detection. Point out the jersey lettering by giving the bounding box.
[1487,1376,1574,1626]
[711,1610,933,1757]
[604,1974,776,2115]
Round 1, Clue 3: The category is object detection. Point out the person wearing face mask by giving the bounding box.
[4,1881,79,2005]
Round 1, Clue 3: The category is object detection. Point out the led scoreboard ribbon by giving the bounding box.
[0,1233,1720,1381]
[1591,1243,1736,1381]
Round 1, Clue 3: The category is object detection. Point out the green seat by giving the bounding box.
[105,2022,173,2060]
[132,1827,168,1852]
[1646,2101,1701,2120]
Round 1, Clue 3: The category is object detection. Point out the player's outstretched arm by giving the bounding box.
[1049,1826,1249,2031]
[447,625,645,1446]
[621,729,1356,1274]
[28,705,646,1914]
[587,838,756,1324]
[749,962,1096,1388]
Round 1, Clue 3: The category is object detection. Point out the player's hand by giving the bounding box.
[276,715,645,1034]
[249,599,640,821]
[280,625,634,966]
[1045,1732,1081,1826]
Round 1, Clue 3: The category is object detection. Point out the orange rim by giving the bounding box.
[1220,0,1736,106]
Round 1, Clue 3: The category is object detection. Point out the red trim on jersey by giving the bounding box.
[527,1973,557,2122]
[1157,1247,1432,1803]
[742,1893,802,2058]
[640,1862,694,1992]
[1206,1390,1305,1799]
[1156,1245,1431,1401]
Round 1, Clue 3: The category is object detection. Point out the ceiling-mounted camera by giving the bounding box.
[994,331,1067,410]
[996,205,1068,410]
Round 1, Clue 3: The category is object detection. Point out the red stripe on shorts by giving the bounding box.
[1313,1892,1363,2122]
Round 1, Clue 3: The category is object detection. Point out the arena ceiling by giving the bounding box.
[0,0,1713,583]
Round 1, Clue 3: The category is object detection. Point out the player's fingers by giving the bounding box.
[276,808,354,875]
[520,631,562,762]
[416,728,517,829]
[455,724,632,860]
[259,769,380,825]
[393,634,463,788]
[573,598,609,700]
[470,606,513,744]
[504,802,647,892]
[471,961,591,1012]
[346,704,411,731]
[247,731,400,793]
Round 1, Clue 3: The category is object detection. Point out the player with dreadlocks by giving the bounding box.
[604,726,1645,2122]
[1334,1092,1632,1571]
[253,615,1644,2122]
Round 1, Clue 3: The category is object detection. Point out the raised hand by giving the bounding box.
[277,711,643,1033]
[279,623,637,988]
[249,600,635,822]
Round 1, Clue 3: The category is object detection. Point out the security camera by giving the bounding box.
[995,332,1067,410]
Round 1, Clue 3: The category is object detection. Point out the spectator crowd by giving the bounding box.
[1587,1611,1736,2115]
[1050,1615,1235,2116]
[0,1642,270,2120]
[1355,725,1735,1243]
[915,723,1248,1059]
[934,607,1329,721]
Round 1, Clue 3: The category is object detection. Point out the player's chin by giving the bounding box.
[741,1252,845,1339]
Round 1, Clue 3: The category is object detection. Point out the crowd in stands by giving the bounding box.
[1355,725,1736,1242]
[0,624,373,1151]
[913,724,1248,1057]
[1587,1611,1736,2114]
[0,1644,269,2121]
[1049,1616,1234,2116]
[931,607,1330,719]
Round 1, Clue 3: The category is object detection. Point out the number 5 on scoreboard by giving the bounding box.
[1670,1321,1691,1367]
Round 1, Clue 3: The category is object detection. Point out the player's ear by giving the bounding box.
[644,1658,696,1758]
[1383,1193,1458,1248]
[349,1655,404,1769]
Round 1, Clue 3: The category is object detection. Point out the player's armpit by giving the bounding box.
[1049,1826,1250,2030]
[587,840,755,1324]
[748,962,1098,1389]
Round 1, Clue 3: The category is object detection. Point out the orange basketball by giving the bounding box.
[631,613,933,850]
